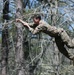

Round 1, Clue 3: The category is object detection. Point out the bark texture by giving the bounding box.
[15,0,25,75]
[2,0,9,75]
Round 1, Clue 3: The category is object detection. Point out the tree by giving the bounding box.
[2,0,9,75]
[0,0,74,75]
[15,0,25,75]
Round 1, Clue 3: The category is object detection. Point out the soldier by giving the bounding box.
[16,15,74,61]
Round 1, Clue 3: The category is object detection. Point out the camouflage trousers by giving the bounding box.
[55,28,74,60]
[59,28,74,48]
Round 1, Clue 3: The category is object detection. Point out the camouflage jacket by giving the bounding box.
[28,20,62,37]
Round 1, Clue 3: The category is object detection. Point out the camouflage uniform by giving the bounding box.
[28,20,74,60]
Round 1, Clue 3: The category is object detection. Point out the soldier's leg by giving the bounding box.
[55,36,74,60]
[58,28,74,48]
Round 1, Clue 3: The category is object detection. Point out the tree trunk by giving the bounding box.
[2,0,9,75]
[15,0,25,75]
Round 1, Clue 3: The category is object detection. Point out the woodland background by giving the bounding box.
[0,0,74,75]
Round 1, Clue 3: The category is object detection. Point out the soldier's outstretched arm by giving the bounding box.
[16,19,28,26]
[30,24,46,34]
[16,19,37,34]
[22,24,44,34]
[26,25,40,34]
